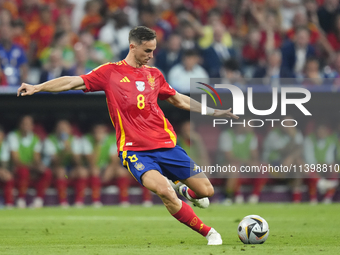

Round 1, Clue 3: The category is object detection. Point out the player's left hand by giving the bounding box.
[17,83,36,97]
[213,108,239,119]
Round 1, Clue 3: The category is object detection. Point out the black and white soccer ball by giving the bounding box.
[238,215,269,244]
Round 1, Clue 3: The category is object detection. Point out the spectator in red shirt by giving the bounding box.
[32,5,55,59]
[215,0,236,35]
[80,0,104,38]
[18,0,41,37]
[12,19,30,53]
[56,14,79,46]
[161,0,185,29]
[51,0,74,23]
[242,29,266,77]
[260,12,283,53]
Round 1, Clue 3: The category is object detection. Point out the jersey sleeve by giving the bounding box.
[80,63,112,92]
[157,71,177,100]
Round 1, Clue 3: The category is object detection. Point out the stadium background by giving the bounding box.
[1,0,340,206]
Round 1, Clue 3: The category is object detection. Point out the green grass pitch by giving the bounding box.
[0,203,339,255]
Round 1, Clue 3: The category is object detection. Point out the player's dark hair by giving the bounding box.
[129,26,156,45]
[0,125,4,133]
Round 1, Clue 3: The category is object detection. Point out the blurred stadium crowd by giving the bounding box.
[1,0,340,208]
[2,0,340,90]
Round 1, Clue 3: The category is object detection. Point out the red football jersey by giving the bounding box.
[80,60,177,152]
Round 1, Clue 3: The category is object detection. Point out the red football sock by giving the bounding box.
[292,191,302,203]
[36,169,52,198]
[172,201,211,237]
[117,177,130,202]
[252,178,267,196]
[90,176,101,202]
[142,186,152,201]
[307,178,318,200]
[4,179,14,205]
[74,178,87,203]
[187,188,201,199]
[56,178,68,203]
[15,167,30,198]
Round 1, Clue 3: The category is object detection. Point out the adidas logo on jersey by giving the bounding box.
[120,76,130,82]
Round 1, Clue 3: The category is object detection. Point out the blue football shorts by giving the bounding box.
[119,145,202,185]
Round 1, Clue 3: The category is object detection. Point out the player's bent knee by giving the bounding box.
[206,185,214,197]
[156,186,178,203]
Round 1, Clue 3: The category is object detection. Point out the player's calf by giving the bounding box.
[172,200,222,245]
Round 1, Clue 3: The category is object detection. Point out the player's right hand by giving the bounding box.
[17,83,36,97]
[214,108,239,119]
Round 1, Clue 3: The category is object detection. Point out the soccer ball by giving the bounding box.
[238,215,269,244]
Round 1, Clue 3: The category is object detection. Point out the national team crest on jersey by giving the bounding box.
[136,81,145,91]
[147,74,155,90]
[134,162,145,171]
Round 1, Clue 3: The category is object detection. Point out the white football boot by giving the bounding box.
[178,184,210,209]
[205,228,223,245]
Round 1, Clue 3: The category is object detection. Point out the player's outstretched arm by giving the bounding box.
[17,76,86,97]
[166,92,239,119]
